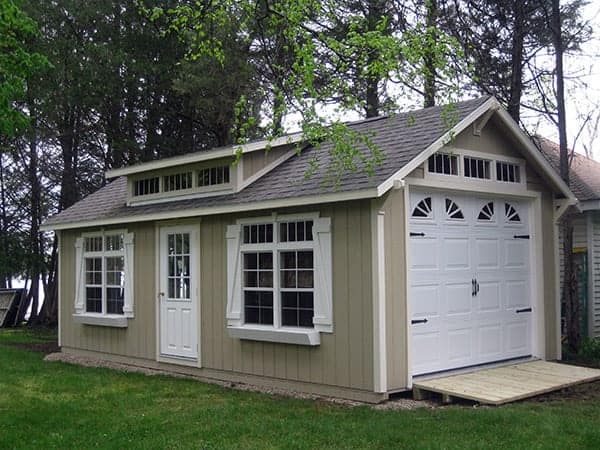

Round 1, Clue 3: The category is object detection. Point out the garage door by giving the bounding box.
[409,191,532,376]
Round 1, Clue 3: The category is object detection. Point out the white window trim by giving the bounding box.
[424,147,527,189]
[226,213,332,345]
[74,229,134,327]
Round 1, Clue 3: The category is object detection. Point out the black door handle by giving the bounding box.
[516,307,532,313]
[411,318,428,324]
[410,232,425,237]
[471,279,476,297]
[476,280,480,296]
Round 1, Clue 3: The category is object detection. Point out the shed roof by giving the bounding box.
[45,96,573,230]
[534,136,600,202]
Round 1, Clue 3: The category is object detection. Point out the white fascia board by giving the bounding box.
[375,97,498,196]
[105,132,304,179]
[580,200,600,211]
[40,188,378,231]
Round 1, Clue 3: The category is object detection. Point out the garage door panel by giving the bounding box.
[411,284,440,318]
[504,240,528,268]
[478,324,503,357]
[475,238,500,269]
[447,328,473,362]
[412,331,441,370]
[477,281,501,312]
[505,320,530,353]
[445,282,472,315]
[410,238,439,271]
[505,280,529,308]
[444,238,470,269]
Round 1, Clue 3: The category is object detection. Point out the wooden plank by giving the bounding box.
[413,361,600,405]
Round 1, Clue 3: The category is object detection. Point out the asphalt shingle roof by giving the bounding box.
[45,96,490,227]
[534,136,600,202]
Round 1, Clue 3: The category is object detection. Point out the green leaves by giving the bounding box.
[0,0,50,137]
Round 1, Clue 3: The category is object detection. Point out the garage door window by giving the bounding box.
[445,198,464,220]
[477,202,494,221]
[505,203,521,223]
[412,197,433,219]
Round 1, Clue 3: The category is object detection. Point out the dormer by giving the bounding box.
[105,133,303,207]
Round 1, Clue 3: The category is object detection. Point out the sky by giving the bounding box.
[529,1,600,160]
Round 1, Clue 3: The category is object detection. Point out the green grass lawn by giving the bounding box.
[1,329,600,449]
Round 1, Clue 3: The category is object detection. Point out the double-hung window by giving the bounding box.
[74,230,135,327]
[227,215,332,345]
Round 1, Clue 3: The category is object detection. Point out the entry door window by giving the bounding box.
[167,233,191,300]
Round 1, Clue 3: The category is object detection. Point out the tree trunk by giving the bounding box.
[507,0,524,122]
[552,0,580,352]
[365,0,384,117]
[27,105,42,325]
[423,0,438,107]
[0,151,9,289]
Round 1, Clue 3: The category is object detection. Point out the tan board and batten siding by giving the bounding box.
[60,201,376,400]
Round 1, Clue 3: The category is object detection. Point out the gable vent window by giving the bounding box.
[198,165,230,187]
[164,172,193,192]
[428,153,458,175]
[464,156,491,179]
[133,177,159,196]
[497,161,521,183]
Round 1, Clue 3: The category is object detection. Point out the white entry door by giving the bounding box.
[409,191,532,376]
[159,225,199,360]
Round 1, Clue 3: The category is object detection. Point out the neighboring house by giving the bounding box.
[42,96,576,403]
[536,136,600,338]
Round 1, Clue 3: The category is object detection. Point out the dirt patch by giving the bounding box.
[7,341,60,354]
[528,379,600,402]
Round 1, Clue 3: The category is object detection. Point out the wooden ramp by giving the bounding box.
[413,360,600,405]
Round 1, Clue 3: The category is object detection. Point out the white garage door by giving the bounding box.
[409,191,532,376]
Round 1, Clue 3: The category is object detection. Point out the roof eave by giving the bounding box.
[105,132,305,180]
[40,187,379,231]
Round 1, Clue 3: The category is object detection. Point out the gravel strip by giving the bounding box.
[44,352,430,410]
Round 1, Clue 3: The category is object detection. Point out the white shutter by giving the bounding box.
[313,217,333,333]
[123,232,135,317]
[226,224,242,326]
[74,237,85,314]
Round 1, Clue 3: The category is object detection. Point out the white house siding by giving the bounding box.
[591,213,600,337]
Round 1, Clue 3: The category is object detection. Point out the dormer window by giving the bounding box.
[130,160,234,202]
[164,172,193,192]
[133,177,160,196]
[198,165,230,187]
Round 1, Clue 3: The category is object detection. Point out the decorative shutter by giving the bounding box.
[123,232,135,317]
[313,217,333,333]
[74,237,85,314]
[226,224,242,327]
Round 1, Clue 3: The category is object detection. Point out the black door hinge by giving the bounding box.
[411,318,428,324]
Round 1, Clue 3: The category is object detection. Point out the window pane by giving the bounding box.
[106,287,124,314]
[281,251,296,269]
[280,223,287,242]
[259,252,272,269]
[106,256,124,286]
[281,292,314,327]
[244,253,258,270]
[297,251,313,269]
[297,270,314,288]
[244,291,273,325]
[258,270,273,288]
[105,234,124,251]
[86,287,102,313]
[85,236,103,252]
[306,221,313,241]
[85,257,102,285]
[281,270,296,288]
[244,271,258,288]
